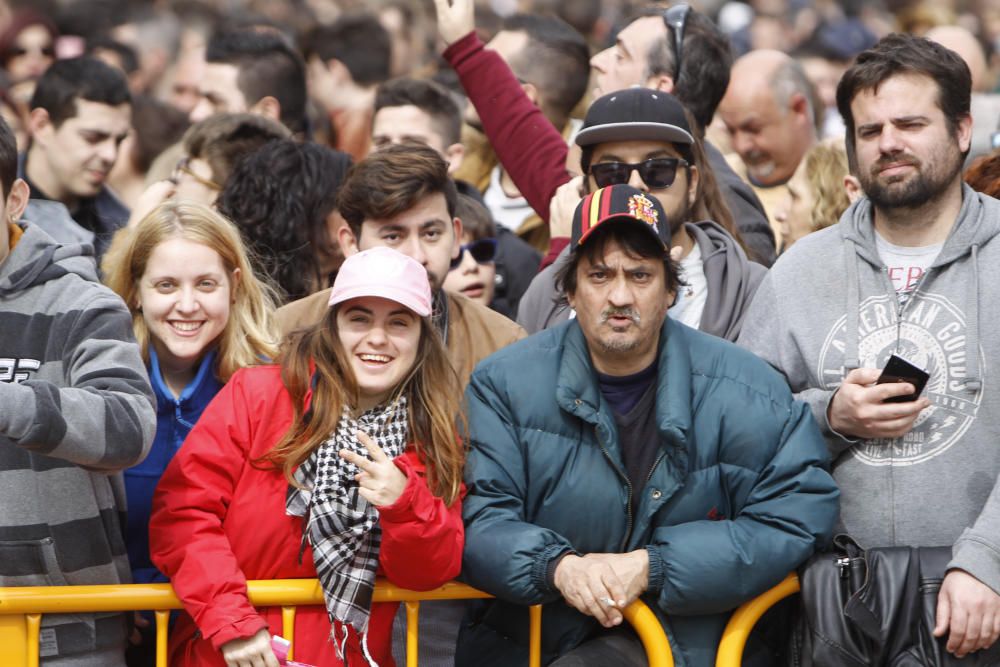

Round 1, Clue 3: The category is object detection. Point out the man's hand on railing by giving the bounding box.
[583,550,650,608]
[128,611,149,646]
[221,628,280,667]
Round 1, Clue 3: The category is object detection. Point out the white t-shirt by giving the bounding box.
[669,243,707,329]
[875,232,942,303]
[483,165,533,232]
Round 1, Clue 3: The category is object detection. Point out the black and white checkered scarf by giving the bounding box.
[286,397,409,664]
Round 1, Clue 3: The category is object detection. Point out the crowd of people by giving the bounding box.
[2,0,1000,666]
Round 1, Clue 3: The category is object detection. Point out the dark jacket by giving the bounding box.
[18,152,130,263]
[517,220,767,342]
[458,317,839,667]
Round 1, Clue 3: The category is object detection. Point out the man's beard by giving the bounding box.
[860,145,962,211]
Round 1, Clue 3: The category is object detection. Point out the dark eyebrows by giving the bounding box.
[343,305,373,316]
[421,218,448,230]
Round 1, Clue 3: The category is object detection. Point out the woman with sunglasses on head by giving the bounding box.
[444,193,498,309]
[0,11,57,109]
[149,247,466,667]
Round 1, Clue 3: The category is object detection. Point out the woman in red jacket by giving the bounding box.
[150,247,466,667]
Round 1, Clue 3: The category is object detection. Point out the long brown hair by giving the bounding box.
[261,306,465,506]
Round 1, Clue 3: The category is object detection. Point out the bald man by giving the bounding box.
[718,49,818,245]
[926,25,1000,165]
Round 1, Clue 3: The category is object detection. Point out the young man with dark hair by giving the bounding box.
[276,143,524,387]
[304,13,393,160]
[190,28,307,136]
[458,183,837,667]
[0,111,155,666]
[21,56,132,262]
[739,33,1000,659]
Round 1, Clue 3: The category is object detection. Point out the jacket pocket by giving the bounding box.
[0,537,70,587]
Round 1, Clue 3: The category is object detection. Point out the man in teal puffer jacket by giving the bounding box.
[457,184,839,667]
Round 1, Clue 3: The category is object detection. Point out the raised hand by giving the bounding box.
[339,430,409,507]
[433,0,475,47]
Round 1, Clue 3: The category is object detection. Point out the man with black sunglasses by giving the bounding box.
[517,88,766,343]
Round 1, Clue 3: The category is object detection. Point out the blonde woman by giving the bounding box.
[102,200,279,598]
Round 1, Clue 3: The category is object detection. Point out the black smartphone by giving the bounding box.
[876,354,930,403]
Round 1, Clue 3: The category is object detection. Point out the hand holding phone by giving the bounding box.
[875,354,930,403]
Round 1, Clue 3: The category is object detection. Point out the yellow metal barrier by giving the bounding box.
[715,573,800,667]
[0,580,673,667]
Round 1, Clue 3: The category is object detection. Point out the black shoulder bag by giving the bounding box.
[791,535,1000,666]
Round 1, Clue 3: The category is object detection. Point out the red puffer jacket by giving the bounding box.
[149,365,464,667]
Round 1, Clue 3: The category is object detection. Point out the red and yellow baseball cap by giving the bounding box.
[570,184,669,250]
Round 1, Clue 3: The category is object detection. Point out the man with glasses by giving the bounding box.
[517,88,766,343]
[436,0,776,266]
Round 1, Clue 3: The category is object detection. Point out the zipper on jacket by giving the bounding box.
[593,430,634,552]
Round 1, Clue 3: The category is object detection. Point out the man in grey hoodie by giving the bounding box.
[0,110,155,666]
[738,33,1000,660]
[517,88,765,343]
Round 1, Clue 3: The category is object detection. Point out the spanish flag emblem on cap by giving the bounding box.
[570,184,669,250]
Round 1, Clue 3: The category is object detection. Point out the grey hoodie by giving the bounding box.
[0,223,155,665]
[517,220,766,342]
[738,184,1000,592]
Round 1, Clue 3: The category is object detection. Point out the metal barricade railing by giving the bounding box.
[0,579,673,667]
[715,573,800,667]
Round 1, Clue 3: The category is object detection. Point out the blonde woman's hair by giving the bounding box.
[804,139,852,233]
[102,200,280,380]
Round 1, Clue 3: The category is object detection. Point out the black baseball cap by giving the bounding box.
[570,184,669,250]
[575,88,694,147]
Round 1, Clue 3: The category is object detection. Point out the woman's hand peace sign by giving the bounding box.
[339,431,409,507]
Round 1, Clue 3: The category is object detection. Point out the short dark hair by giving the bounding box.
[836,33,971,163]
[216,140,352,303]
[555,222,682,302]
[303,13,392,87]
[455,193,496,241]
[639,7,732,133]
[30,56,131,127]
[0,114,16,197]
[87,36,140,75]
[128,95,190,173]
[337,143,457,237]
[502,14,590,123]
[374,77,462,146]
[205,28,308,134]
[183,112,291,187]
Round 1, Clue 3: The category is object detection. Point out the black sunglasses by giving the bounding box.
[589,157,689,190]
[663,4,690,80]
[450,237,497,269]
[7,45,55,58]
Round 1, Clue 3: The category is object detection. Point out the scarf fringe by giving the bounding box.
[331,622,380,667]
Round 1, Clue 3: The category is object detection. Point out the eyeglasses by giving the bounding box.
[173,156,222,191]
[663,4,691,80]
[450,238,497,269]
[589,157,689,190]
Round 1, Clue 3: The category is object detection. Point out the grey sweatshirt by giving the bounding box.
[738,185,1000,592]
[0,223,155,665]
[517,220,766,342]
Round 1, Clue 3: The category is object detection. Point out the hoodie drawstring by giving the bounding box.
[964,243,983,392]
[844,240,861,372]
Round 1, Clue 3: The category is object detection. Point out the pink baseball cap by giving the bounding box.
[328,247,432,317]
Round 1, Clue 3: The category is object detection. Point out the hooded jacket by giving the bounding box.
[459,317,838,667]
[737,185,1000,593]
[517,220,766,342]
[0,223,155,665]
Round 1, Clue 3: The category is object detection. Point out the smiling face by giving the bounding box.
[850,73,970,212]
[138,237,236,383]
[336,296,422,412]
[568,236,672,376]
